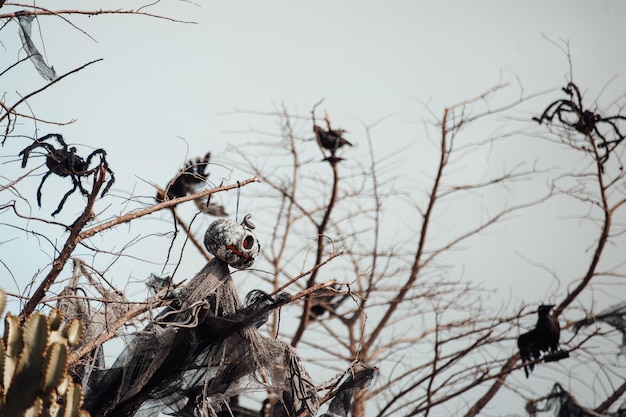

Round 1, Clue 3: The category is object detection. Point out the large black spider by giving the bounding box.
[19,133,115,216]
[533,82,626,168]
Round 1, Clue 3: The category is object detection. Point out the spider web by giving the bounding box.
[82,258,319,417]
[16,14,57,81]
[526,383,626,417]
[573,301,626,358]
[320,363,378,417]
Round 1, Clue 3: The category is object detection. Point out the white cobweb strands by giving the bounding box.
[83,258,319,417]
[16,14,57,81]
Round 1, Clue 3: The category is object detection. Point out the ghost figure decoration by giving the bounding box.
[204,214,260,269]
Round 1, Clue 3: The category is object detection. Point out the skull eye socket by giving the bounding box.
[243,235,255,250]
[204,218,260,269]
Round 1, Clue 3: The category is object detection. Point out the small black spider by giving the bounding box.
[533,83,600,135]
[19,133,115,216]
[533,82,626,168]
[157,152,211,202]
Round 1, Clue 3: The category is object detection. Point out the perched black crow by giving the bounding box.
[157,153,211,202]
[308,283,345,319]
[517,304,561,378]
[535,304,560,353]
[314,125,353,152]
[155,153,227,215]
[517,329,541,378]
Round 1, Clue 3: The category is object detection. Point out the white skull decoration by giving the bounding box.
[204,214,260,269]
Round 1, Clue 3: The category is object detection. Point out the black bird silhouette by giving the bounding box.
[517,330,540,378]
[155,153,227,216]
[308,283,346,319]
[314,125,353,152]
[517,304,561,377]
[157,153,211,202]
[535,304,560,353]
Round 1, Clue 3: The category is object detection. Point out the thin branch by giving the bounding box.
[290,107,342,348]
[365,107,449,348]
[18,164,107,322]
[555,137,611,316]
[462,356,518,417]
[1,59,102,143]
[595,379,626,413]
[1,4,196,24]
[79,177,259,240]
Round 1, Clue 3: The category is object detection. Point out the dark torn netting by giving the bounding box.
[320,363,378,417]
[83,257,319,417]
[573,301,626,357]
[526,383,626,417]
[16,14,57,81]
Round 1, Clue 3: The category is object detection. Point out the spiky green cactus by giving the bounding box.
[0,289,90,417]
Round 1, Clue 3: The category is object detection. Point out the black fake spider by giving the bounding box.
[533,83,600,134]
[19,133,115,216]
[533,82,626,168]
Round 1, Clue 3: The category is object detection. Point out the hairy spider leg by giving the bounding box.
[564,82,585,110]
[35,170,54,207]
[38,133,66,146]
[19,142,56,168]
[99,165,115,197]
[51,177,82,216]
[75,174,92,197]
[555,103,579,127]
[86,149,115,197]
[85,148,107,166]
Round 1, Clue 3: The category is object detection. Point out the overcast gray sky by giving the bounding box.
[5,0,624,295]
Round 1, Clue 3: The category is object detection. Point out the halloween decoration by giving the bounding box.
[534,82,626,170]
[204,214,260,269]
[517,305,566,378]
[573,301,626,358]
[19,133,114,216]
[156,152,227,216]
[83,215,319,417]
[314,125,353,152]
[524,383,624,417]
[311,108,353,164]
[320,363,378,417]
[17,14,57,81]
[158,153,211,201]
